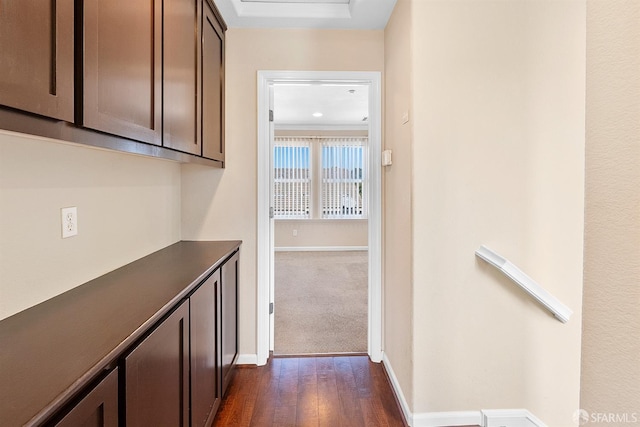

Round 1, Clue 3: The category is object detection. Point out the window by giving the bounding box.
[273,138,311,218]
[273,136,367,220]
[321,138,366,218]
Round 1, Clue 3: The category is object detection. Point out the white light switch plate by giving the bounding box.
[382,150,393,166]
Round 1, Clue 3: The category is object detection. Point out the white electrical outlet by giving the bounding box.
[293,229,298,237]
[61,207,78,238]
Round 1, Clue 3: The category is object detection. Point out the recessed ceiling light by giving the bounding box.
[348,89,356,94]
[312,112,323,117]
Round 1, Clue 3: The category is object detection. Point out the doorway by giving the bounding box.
[257,71,382,365]
[274,250,368,354]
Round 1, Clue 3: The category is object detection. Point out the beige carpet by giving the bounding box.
[274,251,368,355]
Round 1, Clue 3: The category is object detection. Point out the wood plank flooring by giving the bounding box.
[212,355,407,427]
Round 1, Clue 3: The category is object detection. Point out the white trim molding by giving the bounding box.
[257,70,383,367]
[482,409,547,427]
[381,352,413,425]
[366,72,383,363]
[274,246,368,252]
[256,73,271,366]
[475,245,573,323]
[410,410,546,427]
[214,0,396,30]
[377,355,549,427]
[413,412,483,427]
[236,354,258,366]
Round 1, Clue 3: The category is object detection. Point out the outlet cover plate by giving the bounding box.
[61,207,78,238]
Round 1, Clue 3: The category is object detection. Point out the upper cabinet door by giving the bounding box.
[202,0,225,164]
[0,0,74,121]
[163,0,201,155]
[81,0,162,145]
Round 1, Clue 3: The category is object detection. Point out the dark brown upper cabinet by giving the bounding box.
[163,0,201,155]
[0,0,74,121]
[80,0,162,145]
[202,0,225,164]
[0,0,226,166]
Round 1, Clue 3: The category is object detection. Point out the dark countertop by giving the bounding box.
[0,240,241,426]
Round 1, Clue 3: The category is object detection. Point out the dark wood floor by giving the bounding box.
[213,355,407,427]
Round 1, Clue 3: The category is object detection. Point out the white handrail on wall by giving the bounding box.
[475,245,573,323]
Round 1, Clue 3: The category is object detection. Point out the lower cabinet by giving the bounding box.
[46,249,239,427]
[221,251,239,395]
[125,301,190,427]
[54,369,119,427]
[190,270,222,427]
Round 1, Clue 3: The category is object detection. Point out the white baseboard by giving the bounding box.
[274,246,368,252]
[482,409,547,427]
[381,352,413,426]
[410,409,547,427]
[413,411,483,427]
[236,353,258,365]
[375,361,547,427]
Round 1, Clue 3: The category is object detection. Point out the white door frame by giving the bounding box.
[257,70,382,366]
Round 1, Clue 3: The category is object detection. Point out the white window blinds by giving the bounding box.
[273,136,368,220]
[273,138,311,219]
[321,137,367,219]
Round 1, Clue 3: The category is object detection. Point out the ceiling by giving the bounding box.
[212,0,387,127]
[274,83,369,128]
[213,0,397,29]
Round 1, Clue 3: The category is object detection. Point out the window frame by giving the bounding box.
[272,136,368,221]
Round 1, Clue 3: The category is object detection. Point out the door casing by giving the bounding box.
[256,70,382,365]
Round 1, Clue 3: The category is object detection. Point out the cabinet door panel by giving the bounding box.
[82,0,162,145]
[125,301,189,427]
[54,368,118,427]
[190,270,221,427]
[163,0,201,155]
[221,252,238,395]
[0,0,73,121]
[202,2,224,163]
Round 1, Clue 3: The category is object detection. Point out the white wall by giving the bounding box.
[181,28,384,358]
[408,1,585,424]
[383,0,414,414]
[275,219,367,249]
[0,131,181,320]
[581,1,640,422]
